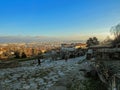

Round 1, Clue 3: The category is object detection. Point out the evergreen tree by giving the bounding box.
[14,51,20,58]
[86,37,99,47]
[21,52,27,58]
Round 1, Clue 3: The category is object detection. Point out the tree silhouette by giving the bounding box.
[86,37,99,47]
[21,52,27,58]
[110,23,120,46]
[14,51,20,58]
[93,37,99,45]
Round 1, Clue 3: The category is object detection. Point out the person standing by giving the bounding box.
[65,55,68,62]
[65,52,69,62]
[38,56,41,66]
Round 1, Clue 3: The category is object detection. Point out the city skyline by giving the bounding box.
[0,0,120,40]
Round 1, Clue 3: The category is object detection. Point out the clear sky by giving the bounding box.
[0,0,120,40]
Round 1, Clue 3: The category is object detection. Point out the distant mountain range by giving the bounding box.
[0,36,59,43]
[0,36,84,43]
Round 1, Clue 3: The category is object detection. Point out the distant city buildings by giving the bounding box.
[0,41,87,60]
[0,42,61,60]
[61,43,87,50]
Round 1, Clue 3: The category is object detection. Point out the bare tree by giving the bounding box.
[102,36,112,44]
[110,23,120,46]
[110,23,120,38]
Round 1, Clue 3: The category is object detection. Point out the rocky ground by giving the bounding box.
[0,56,90,90]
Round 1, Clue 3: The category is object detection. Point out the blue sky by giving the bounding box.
[0,0,120,40]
